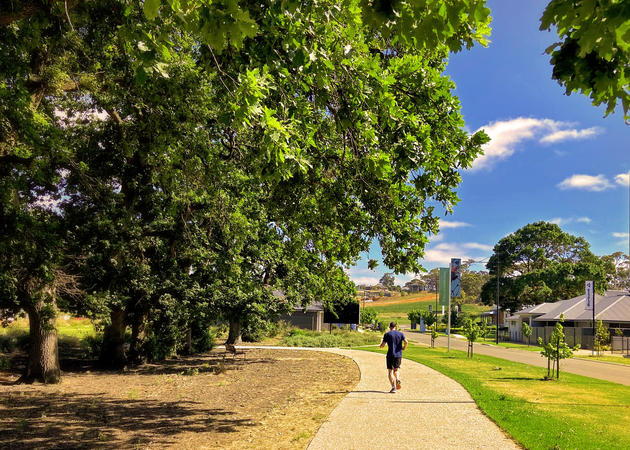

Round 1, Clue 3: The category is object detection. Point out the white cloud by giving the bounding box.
[539,127,600,144]
[471,117,602,171]
[557,174,614,192]
[615,171,630,186]
[613,232,630,247]
[549,217,568,226]
[350,276,382,286]
[422,242,492,265]
[440,220,471,229]
[550,216,592,226]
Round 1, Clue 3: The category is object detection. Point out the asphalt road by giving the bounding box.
[405,330,630,386]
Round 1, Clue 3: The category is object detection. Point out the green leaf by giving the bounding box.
[144,0,161,21]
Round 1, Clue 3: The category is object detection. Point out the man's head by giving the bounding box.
[389,321,397,330]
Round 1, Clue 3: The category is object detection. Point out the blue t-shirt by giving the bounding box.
[383,330,406,357]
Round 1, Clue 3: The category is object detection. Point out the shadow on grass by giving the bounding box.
[0,390,254,449]
[490,376,540,381]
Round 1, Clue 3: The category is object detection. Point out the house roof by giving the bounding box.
[292,301,324,312]
[515,291,630,323]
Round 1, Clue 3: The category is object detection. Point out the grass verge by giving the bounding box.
[362,344,630,450]
[575,354,630,366]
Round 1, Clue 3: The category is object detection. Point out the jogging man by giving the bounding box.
[380,321,408,393]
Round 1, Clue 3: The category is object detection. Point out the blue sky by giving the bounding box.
[348,0,630,286]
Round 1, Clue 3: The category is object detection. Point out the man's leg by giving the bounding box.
[394,368,401,389]
[388,369,395,387]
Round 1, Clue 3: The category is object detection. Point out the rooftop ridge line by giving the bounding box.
[554,297,586,320]
[596,295,627,320]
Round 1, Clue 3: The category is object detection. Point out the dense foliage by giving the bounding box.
[480,222,612,312]
[540,0,630,121]
[0,1,490,382]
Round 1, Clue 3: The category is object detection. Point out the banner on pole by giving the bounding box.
[585,280,594,310]
[439,267,450,306]
[450,258,461,298]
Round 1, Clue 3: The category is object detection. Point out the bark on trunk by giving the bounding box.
[183,327,192,355]
[128,313,147,364]
[100,309,127,368]
[22,298,61,384]
[226,317,242,345]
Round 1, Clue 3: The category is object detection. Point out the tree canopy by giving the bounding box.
[481,221,611,312]
[540,0,630,122]
[0,0,491,381]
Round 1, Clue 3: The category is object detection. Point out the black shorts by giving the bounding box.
[386,355,402,370]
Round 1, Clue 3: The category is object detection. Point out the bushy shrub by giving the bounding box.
[282,330,381,348]
[242,316,273,342]
[83,334,104,358]
[0,328,29,353]
[407,309,421,324]
[0,356,10,370]
[192,327,216,353]
[360,308,378,326]
[288,328,307,337]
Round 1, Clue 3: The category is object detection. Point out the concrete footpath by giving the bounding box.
[407,331,630,386]
[307,348,518,450]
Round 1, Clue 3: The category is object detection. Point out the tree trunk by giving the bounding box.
[100,309,127,368]
[556,357,560,379]
[22,297,61,384]
[183,327,192,355]
[226,317,242,345]
[547,356,550,378]
[128,313,147,364]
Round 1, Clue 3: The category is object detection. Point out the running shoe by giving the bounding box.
[389,386,396,393]
[396,379,401,390]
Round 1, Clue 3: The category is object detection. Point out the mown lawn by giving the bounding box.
[363,344,630,450]
[575,354,630,366]
[367,299,489,327]
[476,338,542,352]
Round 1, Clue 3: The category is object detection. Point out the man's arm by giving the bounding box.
[380,333,387,348]
[402,337,408,351]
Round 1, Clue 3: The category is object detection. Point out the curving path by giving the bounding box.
[308,348,518,450]
[239,346,519,449]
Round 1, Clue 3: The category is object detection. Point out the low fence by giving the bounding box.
[611,336,630,355]
[517,327,630,350]
[522,327,591,349]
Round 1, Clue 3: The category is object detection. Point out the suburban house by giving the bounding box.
[507,290,630,348]
[279,302,325,331]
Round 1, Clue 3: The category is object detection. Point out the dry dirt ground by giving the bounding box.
[364,293,434,306]
[0,349,359,449]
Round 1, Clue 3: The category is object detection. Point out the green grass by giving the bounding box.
[475,338,542,352]
[1,316,97,355]
[282,329,382,348]
[366,300,489,327]
[575,354,630,366]
[1,316,96,338]
[362,344,630,449]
